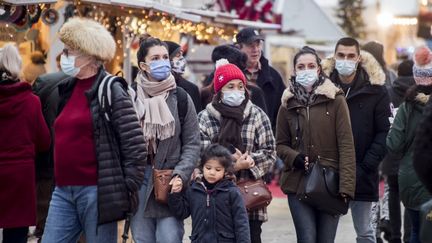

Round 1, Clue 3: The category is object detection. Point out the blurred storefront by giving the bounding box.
[0,1,57,69]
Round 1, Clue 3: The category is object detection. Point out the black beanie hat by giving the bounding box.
[362,41,386,68]
[397,60,414,77]
[211,44,247,70]
[164,41,181,59]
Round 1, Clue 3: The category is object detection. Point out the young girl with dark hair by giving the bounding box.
[168,144,251,243]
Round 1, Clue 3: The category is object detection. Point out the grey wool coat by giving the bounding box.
[140,88,201,218]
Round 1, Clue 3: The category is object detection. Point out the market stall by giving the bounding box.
[0,1,58,71]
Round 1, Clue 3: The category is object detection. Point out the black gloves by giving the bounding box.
[293,153,307,169]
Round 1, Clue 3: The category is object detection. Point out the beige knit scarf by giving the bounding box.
[135,71,177,150]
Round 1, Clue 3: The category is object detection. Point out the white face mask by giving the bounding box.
[222,90,245,107]
[335,59,358,76]
[172,56,186,74]
[295,69,318,89]
[60,54,80,77]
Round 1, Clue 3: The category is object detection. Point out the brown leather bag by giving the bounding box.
[237,179,272,211]
[153,168,173,204]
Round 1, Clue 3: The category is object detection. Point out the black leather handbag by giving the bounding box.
[297,161,349,216]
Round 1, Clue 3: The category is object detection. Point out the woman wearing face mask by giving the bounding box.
[130,36,200,243]
[276,46,356,243]
[40,18,147,243]
[198,58,276,243]
[165,41,202,112]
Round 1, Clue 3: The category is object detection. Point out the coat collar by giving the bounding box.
[58,67,107,98]
[281,78,341,108]
[206,100,254,121]
[321,51,386,86]
[255,55,273,86]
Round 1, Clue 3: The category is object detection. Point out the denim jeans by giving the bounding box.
[288,194,340,243]
[130,215,184,243]
[41,186,117,243]
[130,165,184,243]
[406,209,420,243]
[350,201,376,243]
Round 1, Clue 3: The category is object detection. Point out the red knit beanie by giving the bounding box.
[213,59,247,93]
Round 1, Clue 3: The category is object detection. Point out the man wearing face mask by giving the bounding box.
[164,41,201,112]
[323,37,391,243]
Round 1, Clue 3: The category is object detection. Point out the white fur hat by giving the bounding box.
[59,17,116,62]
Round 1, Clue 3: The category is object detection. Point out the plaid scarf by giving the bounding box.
[291,75,325,106]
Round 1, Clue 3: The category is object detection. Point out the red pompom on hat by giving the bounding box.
[414,46,432,66]
[213,59,247,93]
[413,46,432,86]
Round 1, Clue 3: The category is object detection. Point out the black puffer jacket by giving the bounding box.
[56,69,146,224]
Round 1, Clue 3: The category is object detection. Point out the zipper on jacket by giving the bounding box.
[345,87,351,98]
[206,193,210,207]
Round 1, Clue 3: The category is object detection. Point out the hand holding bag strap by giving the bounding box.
[150,144,173,204]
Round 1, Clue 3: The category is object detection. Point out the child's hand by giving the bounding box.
[170,176,183,193]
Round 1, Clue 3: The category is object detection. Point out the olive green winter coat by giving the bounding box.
[387,92,432,210]
[276,79,356,198]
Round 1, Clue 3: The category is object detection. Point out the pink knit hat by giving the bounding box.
[413,46,432,86]
[213,59,246,93]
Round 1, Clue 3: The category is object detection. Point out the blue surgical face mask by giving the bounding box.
[60,54,80,77]
[148,59,171,81]
[172,56,186,74]
[222,90,245,107]
[295,69,318,89]
[335,59,358,76]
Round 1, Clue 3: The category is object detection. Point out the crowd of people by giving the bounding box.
[1,16,432,243]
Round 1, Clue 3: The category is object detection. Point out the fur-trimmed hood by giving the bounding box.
[321,51,386,86]
[281,78,341,107]
[59,17,116,62]
[415,93,430,104]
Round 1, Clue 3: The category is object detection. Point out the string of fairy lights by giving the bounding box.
[73,0,238,45]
